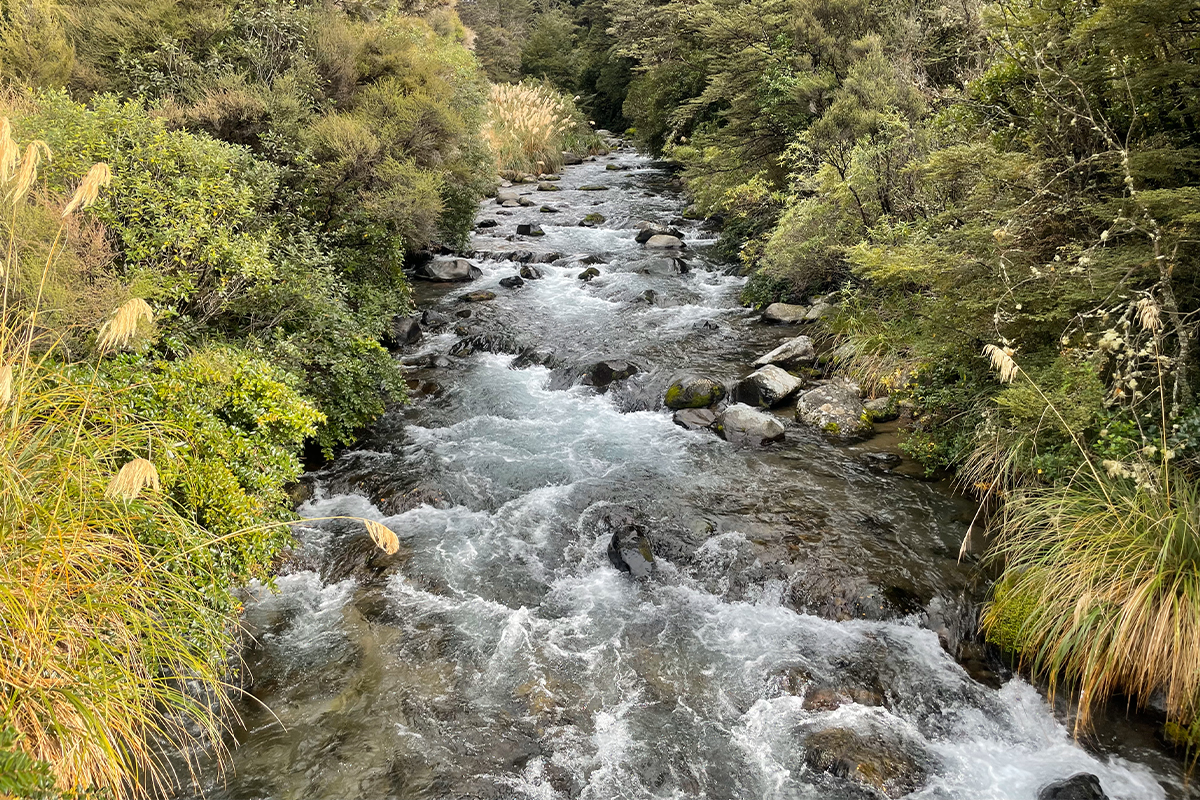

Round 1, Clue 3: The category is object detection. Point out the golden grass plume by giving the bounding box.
[62,162,112,218]
[983,343,1019,384]
[363,518,400,555]
[97,297,152,352]
[104,457,161,501]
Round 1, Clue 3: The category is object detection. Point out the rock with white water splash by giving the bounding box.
[581,360,639,390]
[519,265,544,280]
[516,223,544,236]
[665,375,726,409]
[498,275,524,289]
[796,381,871,439]
[762,302,809,323]
[753,335,816,369]
[635,223,683,243]
[417,258,481,282]
[1037,775,1109,800]
[602,507,655,579]
[578,266,600,281]
[715,404,785,445]
[389,314,422,347]
[735,365,803,408]
[644,234,684,249]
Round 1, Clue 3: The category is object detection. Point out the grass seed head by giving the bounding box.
[104,458,161,501]
[62,162,113,217]
[983,343,1019,383]
[7,140,51,205]
[0,363,11,408]
[363,519,399,555]
[97,297,152,352]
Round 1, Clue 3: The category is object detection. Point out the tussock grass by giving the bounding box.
[984,470,1200,736]
[482,82,577,175]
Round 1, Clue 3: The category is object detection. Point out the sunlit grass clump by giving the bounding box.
[482,82,582,175]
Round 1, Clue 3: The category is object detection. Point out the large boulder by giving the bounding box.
[1038,775,1109,800]
[762,303,809,324]
[715,404,785,445]
[796,382,871,439]
[753,335,816,369]
[417,258,481,282]
[665,375,726,409]
[644,234,684,249]
[803,728,926,799]
[516,223,544,236]
[735,365,803,408]
[634,223,684,243]
[806,301,834,321]
[495,188,520,205]
[561,151,583,165]
[601,507,655,579]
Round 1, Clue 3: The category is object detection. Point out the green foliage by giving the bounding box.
[0,728,55,800]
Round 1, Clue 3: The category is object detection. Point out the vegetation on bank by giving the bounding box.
[0,0,586,795]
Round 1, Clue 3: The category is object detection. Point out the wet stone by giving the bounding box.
[499,275,524,289]
[516,223,544,236]
[602,507,656,579]
[578,266,601,281]
[1038,774,1109,800]
[673,408,716,431]
[665,375,726,409]
[762,302,809,324]
[539,205,559,213]
[519,265,544,280]
[461,290,496,302]
[803,727,927,799]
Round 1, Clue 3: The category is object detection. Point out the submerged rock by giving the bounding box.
[665,375,726,409]
[1038,775,1109,800]
[516,223,544,236]
[796,382,871,439]
[417,258,481,282]
[803,727,926,799]
[753,335,816,369]
[602,507,655,579]
[762,302,808,324]
[499,275,524,289]
[461,290,497,302]
[735,365,803,408]
[578,266,601,281]
[715,403,785,445]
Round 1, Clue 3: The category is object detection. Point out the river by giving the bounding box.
[181,148,1188,800]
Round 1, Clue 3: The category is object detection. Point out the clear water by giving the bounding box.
[182,154,1186,800]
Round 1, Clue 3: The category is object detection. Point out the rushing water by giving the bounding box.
[184,151,1188,799]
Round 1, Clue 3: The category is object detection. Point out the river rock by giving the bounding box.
[753,335,816,369]
[499,275,524,289]
[537,182,560,192]
[803,728,926,799]
[577,254,606,265]
[1038,775,1109,800]
[602,507,655,579]
[518,196,536,207]
[862,452,902,472]
[715,404,786,445]
[476,218,498,229]
[421,309,452,329]
[461,290,496,302]
[578,266,601,281]
[665,375,726,409]
[562,151,583,165]
[635,224,683,243]
[390,314,422,346]
[540,173,561,181]
[579,184,609,191]
[734,365,803,408]
[496,188,520,205]
[673,408,716,431]
[796,382,871,439]
[581,360,639,390]
[517,223,544,236]
[417,258,482,282]
[762,303,809,324]
[806,301,834,321]
[519,265,544,280]
[644,234,684,249]
[863,396,898,422]
[540,205,559,213]
[580,213,606,226]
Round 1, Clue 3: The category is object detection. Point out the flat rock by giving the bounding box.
[715,404,785,445]
[762,303,809,324]
[417,258,482,282]
[645,234,684,248]
[753,335,816,368]
[796,381,871,439]
[735,365,803,408]
[673,408,717,430]
[578,184,609,191]
[461,290,496,302]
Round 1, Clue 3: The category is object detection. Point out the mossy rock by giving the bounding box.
[665,376,726,409]
[578,184,610,191]
[583,212,607,224]
[804,728,926,798]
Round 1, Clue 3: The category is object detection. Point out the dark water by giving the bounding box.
[183,152,1184,799]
